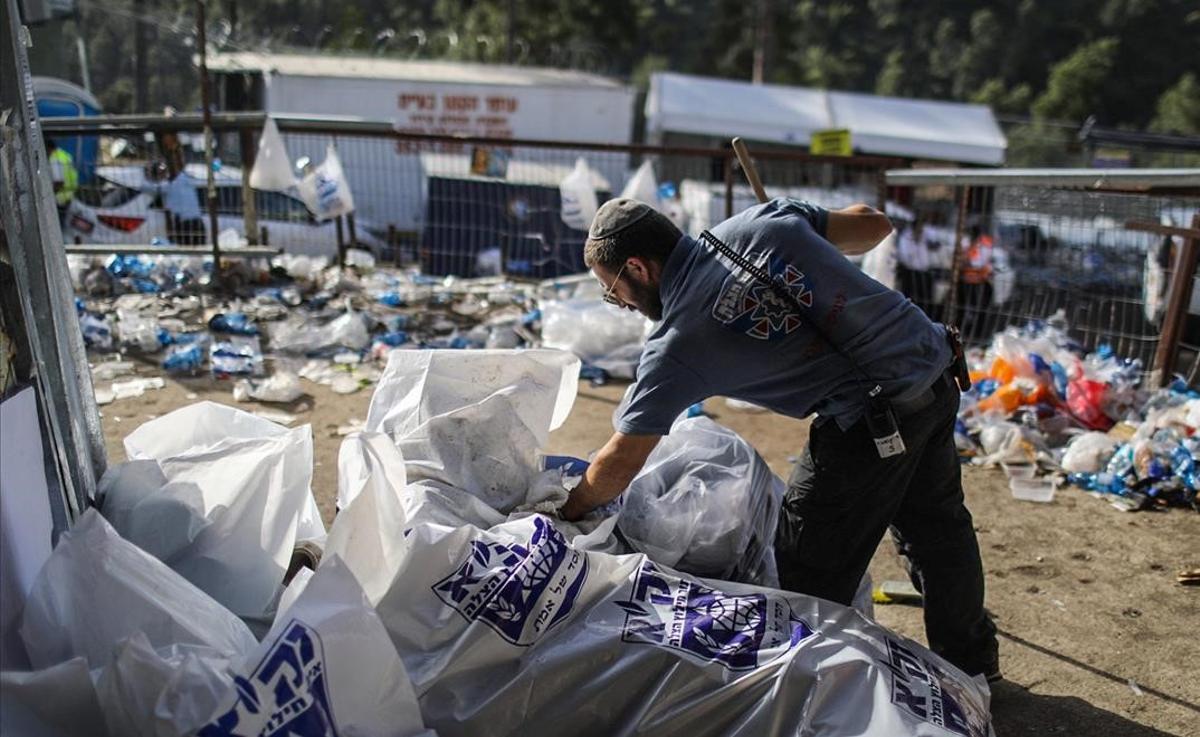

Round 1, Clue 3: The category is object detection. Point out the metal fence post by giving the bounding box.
[335,215,345,268]
[944,185,969,326]
[1152,212,1200,386]
[196,0,222,287]
[240,127,259,244]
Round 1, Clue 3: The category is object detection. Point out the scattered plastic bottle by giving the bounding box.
[208,312,259,335]
[162,343,204,373]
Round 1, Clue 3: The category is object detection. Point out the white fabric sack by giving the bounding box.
[0,658,109,737]
[617,416,783,587]
[19,510,256,672]
[197,557,434,737]
[122,402,323,618]
[373,513,993,737]
[297,144,356,221]
[559,157,599,231]
[248,117,298,192]
[540,298,649,378]
[620,159,660,207]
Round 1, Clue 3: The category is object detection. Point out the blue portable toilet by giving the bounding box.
[33,76,102,184]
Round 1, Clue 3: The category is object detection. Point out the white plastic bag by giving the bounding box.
[860,230,898,290]
[1,658,108,737]
[540,297,649,378]
[365,350,579,513]
[297,144,356,221]
[121,402,323,618]
[248,117,298,192]
[617,416,784,587]
[232,371,304,404]
[559,157,598,231]
[19,510,256,672]
[271,310,369,355]
[198,557,434,737]
[620,160,660,207]
[1061,431,1119,474]
[95,635,236,737]
[371,513,993,737]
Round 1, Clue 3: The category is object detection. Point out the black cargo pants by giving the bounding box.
[774,371,999,676]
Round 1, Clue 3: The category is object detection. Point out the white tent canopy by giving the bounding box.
[646,72,1007,165]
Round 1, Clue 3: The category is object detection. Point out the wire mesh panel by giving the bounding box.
[44,115,895,278]
[886,177,1200,379]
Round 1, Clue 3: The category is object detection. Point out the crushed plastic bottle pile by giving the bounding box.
[71,250,649,405]
[957,311,1199,512]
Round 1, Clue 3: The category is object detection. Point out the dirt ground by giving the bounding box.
[97,362,1199,736]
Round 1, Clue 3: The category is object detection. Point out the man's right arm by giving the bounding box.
[560,431,661,521]
[825,204,894,255]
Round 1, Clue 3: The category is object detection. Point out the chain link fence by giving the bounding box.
[884,170,1200,383]
[45,114,893,279]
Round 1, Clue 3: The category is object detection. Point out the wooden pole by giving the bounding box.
[1151,213,1200,386]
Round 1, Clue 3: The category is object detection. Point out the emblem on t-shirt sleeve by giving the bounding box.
[712,257,812,340]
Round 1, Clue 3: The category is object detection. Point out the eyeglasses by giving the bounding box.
[600,262,628,307]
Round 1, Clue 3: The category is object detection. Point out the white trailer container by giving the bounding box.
[210,52,636,234]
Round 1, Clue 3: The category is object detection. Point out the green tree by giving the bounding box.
[1031,38,1119,123]
[1149,73,1200,135]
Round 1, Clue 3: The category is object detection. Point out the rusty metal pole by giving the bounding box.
[944,185,969,326]
[1152,213,1200,386]
[196,0,222,287]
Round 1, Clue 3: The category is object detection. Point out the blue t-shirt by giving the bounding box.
[617,197,950,436]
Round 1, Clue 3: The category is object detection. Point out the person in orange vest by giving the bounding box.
[957,224,994,339]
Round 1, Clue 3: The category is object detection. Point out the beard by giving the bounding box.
[626,277,664,321]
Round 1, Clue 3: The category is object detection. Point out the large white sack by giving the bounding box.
[540,298,649,378]
[365,350,579,513]
[197,557,434,737]
[0,658,108,737]
[373,513,993,737]
[19,510,256,672]
[122,402,323,618]
[617,416,783,587]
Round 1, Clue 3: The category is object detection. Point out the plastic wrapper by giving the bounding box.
[617,416,783,587]
[232,371,304,404]
[120,402,323,618]
[270,309,370,355]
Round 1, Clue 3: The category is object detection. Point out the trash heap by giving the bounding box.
[72,251,651,406]
[4,349,994,737]
[956,312,1199,512]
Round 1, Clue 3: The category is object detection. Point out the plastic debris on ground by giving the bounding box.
[10,346,997,736]
[957,310,1199,512]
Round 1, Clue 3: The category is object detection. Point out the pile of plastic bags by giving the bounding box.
[4,348,995,736]
[957,312,1199,511]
